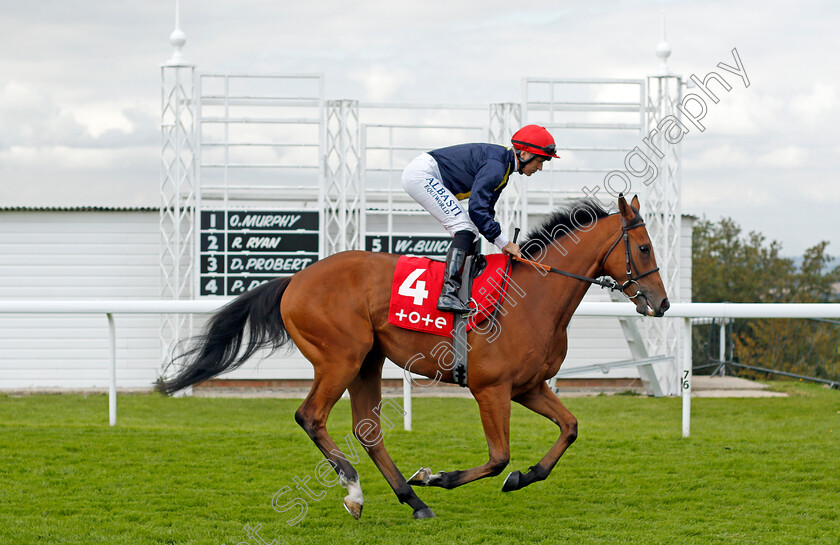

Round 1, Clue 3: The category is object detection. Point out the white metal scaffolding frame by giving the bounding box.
[160,57,196,368]
[644,73,685,394]
[195,73,324,205]
[521,78,647,221]
[521,77,685,394]
[324,100,362,254]
[489,103,524,243]
[161,71,326,364]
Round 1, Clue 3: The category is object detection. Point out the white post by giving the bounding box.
[402,374,412,431]
[681,317,692,437]
[107,313,117,427]
[719,320,726,375]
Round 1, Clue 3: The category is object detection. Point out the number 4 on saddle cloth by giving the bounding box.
[388,253,511,337]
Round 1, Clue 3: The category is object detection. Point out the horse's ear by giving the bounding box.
[618,194,632,220]
[631,195,640,211]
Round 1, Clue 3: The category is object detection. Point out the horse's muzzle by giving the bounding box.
[635,294,669,317]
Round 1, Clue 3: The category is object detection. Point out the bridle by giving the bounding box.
[513,214,660,299]
[598,216,660,299]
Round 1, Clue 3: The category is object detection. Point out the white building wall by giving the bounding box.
[0,210,162,389]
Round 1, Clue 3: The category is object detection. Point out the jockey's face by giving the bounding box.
[520,152,548,176]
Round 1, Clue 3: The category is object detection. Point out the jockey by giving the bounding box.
[401,124,560,313]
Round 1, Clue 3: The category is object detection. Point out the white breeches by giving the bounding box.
[401,153,478,238]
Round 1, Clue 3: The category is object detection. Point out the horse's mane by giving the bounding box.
[520,198,612,258]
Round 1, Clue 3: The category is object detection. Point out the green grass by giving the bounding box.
[1,384,839,544]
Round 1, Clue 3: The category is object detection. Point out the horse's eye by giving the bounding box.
[639,245,650,255]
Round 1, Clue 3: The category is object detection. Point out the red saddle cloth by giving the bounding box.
[388,254,510,337]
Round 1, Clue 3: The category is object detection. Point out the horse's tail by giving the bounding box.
[155,277,293,395]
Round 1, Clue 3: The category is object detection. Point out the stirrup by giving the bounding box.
[436,295,470,314]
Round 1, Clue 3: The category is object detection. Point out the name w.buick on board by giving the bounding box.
[366,235,451,256]
[394,239,449,255]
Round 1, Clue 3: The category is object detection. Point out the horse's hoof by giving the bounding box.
[502,470,523,492]
[412,507,436,519]
[408,467,431,486]
[343,498,363,519]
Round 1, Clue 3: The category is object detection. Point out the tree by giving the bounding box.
[691,217,840,382]
[691,217,796,303]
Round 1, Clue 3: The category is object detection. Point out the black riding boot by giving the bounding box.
[437,246,470,313]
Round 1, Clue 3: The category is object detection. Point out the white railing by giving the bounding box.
[1,300,839,435]
[0,300,227,427]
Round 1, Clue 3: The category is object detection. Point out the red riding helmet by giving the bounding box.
[511,125,560,159]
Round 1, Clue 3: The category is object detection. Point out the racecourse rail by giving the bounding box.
[1,300,839,437]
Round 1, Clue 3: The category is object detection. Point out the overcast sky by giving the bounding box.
[1,0,838,256]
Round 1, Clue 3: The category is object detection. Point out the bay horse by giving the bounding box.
[157,194,669,520]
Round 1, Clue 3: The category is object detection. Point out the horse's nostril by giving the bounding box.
[660,298,670,312]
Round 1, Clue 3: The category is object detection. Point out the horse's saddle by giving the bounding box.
[388,253,511,388]
[387,253,510,337]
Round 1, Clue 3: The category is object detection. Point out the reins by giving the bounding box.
[512,216,660,298]
[512,256,622,291]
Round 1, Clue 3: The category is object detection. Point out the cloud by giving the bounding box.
[684,181,774,208]
[758,146,809,168]
[0,81,157,149]
[0,81,87,148]
[794,175,840,204]
[790,81,838,122]
[0,0,837,255]
[0,144,152,171]
[0,80,160,150]
[698,91,784,136]
[0,143,158,207]
[63,103,136,138]
[352,65,413,102]
[683,144,752,169]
